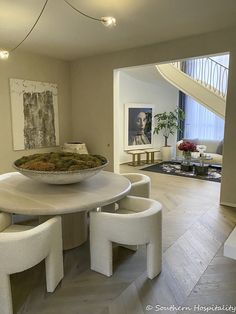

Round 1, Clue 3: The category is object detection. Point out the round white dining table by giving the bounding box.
[0,171,131,249]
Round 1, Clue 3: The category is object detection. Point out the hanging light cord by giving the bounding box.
[63,0,101,22]
[10,0,49,52]
[0,0,115,59]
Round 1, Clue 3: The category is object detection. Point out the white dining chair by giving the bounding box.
[120,173,151,198]
[102,173,151,213]
[90,196,162,279]
[0,213,64,314]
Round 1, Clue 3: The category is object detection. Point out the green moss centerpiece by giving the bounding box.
[13,152,108,185]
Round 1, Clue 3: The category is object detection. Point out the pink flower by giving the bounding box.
[178,141,196,152]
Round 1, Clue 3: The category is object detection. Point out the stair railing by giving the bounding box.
[172,58,228,98]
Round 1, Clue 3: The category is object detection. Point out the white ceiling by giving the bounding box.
[123,65,165,85]
[0,0,236,61]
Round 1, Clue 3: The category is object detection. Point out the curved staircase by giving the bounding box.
[156,57,228,119]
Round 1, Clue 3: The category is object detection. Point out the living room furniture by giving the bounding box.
[90,196,162,279]
[176,139,223,165]
[0,171,131,250]
[127,150,146,166]
[127,148,160,166]
[102,173,151,213]
[145,148,160,164]
[0,214,63,314]
[180,154,213,173]
[120,173,150,198]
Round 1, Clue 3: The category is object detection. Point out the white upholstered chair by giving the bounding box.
[101,173,151,213]
[0,213,64,314]
[90,196,162,279]
[120,173,151,198]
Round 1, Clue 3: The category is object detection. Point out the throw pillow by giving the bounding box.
[216,140,224,155]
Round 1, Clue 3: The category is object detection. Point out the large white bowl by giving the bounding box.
[13,161,108,185]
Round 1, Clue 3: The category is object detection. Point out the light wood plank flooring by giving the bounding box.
[11,164,236,314]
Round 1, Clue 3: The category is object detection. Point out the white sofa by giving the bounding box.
[176,139,223,165]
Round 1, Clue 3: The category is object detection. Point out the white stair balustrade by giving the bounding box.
[156,57,227,119]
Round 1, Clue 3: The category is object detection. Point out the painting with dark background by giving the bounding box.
[125,103,154,150]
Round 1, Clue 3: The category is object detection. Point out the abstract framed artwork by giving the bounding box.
[124,103,154,150]
[10,78,59,150]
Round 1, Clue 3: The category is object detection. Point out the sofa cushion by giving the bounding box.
[198,139,219,153]
[207,153,223,165]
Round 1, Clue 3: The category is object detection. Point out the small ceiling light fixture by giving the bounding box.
[101,16,116,28]
[64,0,116,28]
[0,50,9,60]
[0,0,49,60]
[1,0,116,60]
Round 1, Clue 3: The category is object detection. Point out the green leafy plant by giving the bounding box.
[154,108,185,147]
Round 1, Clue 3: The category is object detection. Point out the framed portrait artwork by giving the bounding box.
[9,78,59,150]
[124,103,154,150]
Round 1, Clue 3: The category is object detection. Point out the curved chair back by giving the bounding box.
[120,173,150,198]
[0,213,64,314]
[90,196,162,279]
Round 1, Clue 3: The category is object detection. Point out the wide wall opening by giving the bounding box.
[113,52,229,184]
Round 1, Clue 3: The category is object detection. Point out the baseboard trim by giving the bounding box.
[220,201,236,208]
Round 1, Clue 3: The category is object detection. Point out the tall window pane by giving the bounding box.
[184,96,225,140]
[183,54,228,140]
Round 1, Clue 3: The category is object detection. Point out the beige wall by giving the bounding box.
[0,52,72,173]
[71,26,236,206]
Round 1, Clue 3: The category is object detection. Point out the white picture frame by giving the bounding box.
[9,78,59,150]
[124,103,154,150]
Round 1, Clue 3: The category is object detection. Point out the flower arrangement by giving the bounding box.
[178,141,197,170]
[178,141,197,152]
[178,141,197,163]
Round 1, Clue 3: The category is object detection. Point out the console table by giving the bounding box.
[0,171,131,250]
[145,148,160,164]
[127,150,146,166]
[127,148,160,166]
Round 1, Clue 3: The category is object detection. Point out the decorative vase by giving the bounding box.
[181,151,193,172]
[61,142,88,154]
[194,164,209,176]
[183,150,192,161]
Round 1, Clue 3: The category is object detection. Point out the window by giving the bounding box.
[184,95,224,140]
[181,54,229,141]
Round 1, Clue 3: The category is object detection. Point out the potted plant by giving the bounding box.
[154,108,185,161]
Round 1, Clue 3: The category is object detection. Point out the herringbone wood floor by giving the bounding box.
[12,164,236,314]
